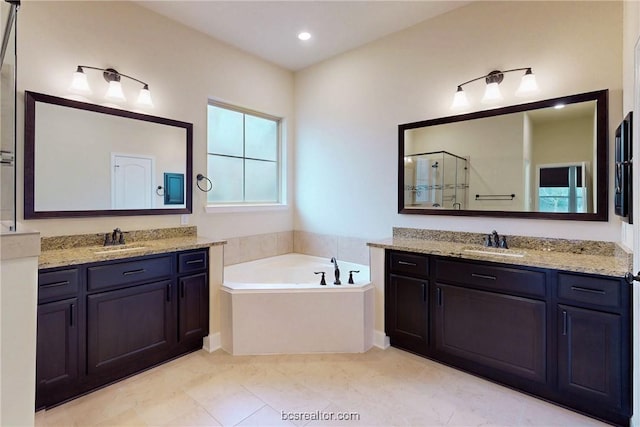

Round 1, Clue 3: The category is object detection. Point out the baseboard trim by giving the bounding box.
[203,332,221,353]
[373,330,390,349]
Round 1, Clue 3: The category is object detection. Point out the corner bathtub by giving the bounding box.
[221,254,374,355]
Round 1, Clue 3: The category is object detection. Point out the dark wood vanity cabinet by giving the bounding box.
[36,298,79,403]
[36,249,210,410]
[385,250,631,426]
[433,258,548,390]
[179,273,209,341]
[385,251,430,354]
[87,280,174,376]
[434,284,547,385]
[387,274,428,354]
[177,250,209,342]
[36,269,81,407]
[555,272,630,424]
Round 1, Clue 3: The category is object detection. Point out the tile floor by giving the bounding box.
[35,347,607,426]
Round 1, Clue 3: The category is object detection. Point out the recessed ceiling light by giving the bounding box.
[298,32,311,41]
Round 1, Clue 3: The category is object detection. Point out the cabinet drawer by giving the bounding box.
[87,256,173,292]
[389,252,429,278]
[178,250,208,274]
[435,258,545,298]
[557,273,622,308]
[39,269,79,302]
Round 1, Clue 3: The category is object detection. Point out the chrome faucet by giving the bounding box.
[330,257,341,285]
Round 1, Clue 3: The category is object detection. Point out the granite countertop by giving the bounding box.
[39,226,226,269]
[368,228,632,278]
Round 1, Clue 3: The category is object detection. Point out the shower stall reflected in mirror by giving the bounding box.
[404,150,468,209]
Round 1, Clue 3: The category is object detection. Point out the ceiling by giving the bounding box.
[135,1,471,71]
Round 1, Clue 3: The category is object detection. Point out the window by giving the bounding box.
[537,164,587,213]
[207,102,281,206]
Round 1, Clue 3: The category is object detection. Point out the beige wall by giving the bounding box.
[531,114,595,212]
[621,1,640,247]
[18,1,295,239]
[35,103,186,211]
[295,1,623,241]
[622,3,640,426]
[409,114,525,211]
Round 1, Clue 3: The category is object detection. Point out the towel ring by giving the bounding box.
[155,186,164,196]
[196,174,213,192]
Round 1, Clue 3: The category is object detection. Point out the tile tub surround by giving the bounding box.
[294,230,370,265]
[368,228,632,277]
[223,231,293,266]
[223,230,369,266]
[39,226,225,269]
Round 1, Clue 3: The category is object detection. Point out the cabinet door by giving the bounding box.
[386,274,428,354]
[179,273,209,341]
[36,298,79,407]
[557,305,623,409]
[87,280,174,375]
[435,284,546,383]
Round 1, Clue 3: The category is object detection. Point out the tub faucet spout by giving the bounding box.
[330,257,341,285]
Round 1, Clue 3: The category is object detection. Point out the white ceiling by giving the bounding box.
[135,1,471,71]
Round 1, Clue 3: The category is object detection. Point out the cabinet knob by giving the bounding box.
[625,272,640,285]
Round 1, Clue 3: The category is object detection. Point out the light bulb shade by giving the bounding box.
[450,87,470,110]
[104,80,126,102]
[516,71,539,96]
[482,82,503,103]
[136,86,154,107]
[69,70,92,94]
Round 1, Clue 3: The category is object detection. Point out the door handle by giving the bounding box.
[471,273,497,281]
[570,286,605,295]
[625,271,640,285]
[41,280,70,289]
[562,310,568,336]
[397,260,417,267]
[123,268,145,276]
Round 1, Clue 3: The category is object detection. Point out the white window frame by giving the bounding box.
[535,161,587,213]
[205,100,287,213]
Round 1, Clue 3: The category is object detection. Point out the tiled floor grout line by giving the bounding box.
[34,348,608,427]
[231,403,267,426]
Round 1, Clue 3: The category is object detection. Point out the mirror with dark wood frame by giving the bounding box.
[398,89,608,221]
[24,91,193,219]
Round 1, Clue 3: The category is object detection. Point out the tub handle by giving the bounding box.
[314,271,327,286]
[348,270,360,284]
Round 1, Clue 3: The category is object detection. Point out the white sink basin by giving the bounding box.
[93,245,147,255]
[463,249,525,258]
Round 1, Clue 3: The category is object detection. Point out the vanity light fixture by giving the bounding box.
[451,67,539,110]
[70,65,154,107]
